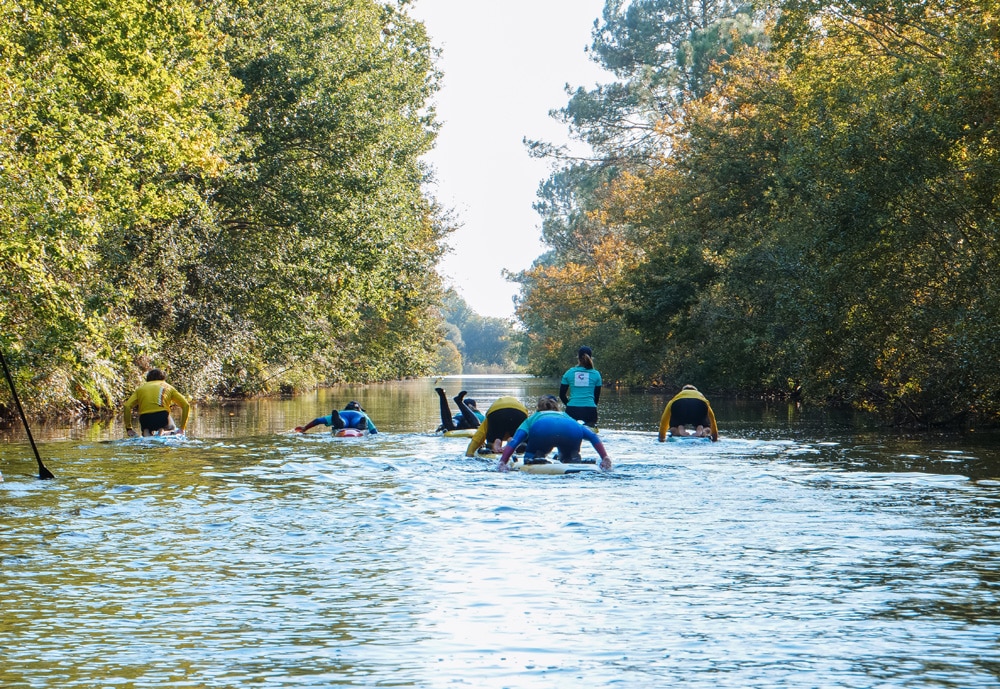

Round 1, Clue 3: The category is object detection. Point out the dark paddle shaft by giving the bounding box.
[0,347,54,479]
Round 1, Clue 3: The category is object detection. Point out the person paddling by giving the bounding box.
[658,384,719,441]
[464,395,529,455]
[123,369,190,437]
[295,401,378,434]
[498,395,611,472]
[435,388,484,432]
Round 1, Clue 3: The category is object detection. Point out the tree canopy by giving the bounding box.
[1,0,450,418]
[515,0,1000,426]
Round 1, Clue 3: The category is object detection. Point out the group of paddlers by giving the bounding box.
[122,346,718,471]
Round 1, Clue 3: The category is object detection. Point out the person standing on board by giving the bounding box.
[294,401,378,434]
[559,345,602,428]
[658,385,719,441]
[435,388,484,432]
[463,395,530,455]
[498,395,611,471]
[123,368,191,437]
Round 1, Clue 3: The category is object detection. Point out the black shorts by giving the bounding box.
[565,405,598,427]
[485,408,528,443]
[669,399,710,427]
[139,410,172,433]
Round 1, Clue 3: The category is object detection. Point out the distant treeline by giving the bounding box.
[1,0,451,418]
[514,0,1000,427]
[435,290,524,375]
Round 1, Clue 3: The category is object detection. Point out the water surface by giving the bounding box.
[2,376,1000,687]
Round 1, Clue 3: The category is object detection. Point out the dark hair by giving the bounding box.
[465,398,477,408]
[146,368,165,382]
[344,401,363,412]
[577,346,594,370]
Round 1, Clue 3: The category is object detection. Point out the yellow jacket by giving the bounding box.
[658,388,717,441]
[465,396,529,456]
[124,381,190,430]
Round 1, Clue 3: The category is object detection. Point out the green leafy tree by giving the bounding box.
[0,0,244,412]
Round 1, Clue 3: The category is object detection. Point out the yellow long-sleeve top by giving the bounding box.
[465,396,530,456]
[658,388,717,441]
[123,380,191,430]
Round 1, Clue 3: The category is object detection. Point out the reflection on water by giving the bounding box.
[2,375,1000,688]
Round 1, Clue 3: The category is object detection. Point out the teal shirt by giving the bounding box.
[516,409,568,435]
[560,366,602,407]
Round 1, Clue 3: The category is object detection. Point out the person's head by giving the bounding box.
[537,394,561,411]
[577,345,594,369]
[465,398,478,409]
[344,401,363,412]
[146,368,166,382]
[681,384,698,392]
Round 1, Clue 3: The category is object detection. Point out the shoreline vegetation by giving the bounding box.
[3,1,998,429]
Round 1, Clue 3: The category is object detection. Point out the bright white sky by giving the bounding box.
[409,0,611,319]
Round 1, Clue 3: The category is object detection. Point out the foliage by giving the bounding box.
[516,0,762,382]
[439,290,524,372]
[517,0,1000,425]
[0,0,450,419]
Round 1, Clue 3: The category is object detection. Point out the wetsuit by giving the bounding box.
[464,397,529,456]
[500,410,607,464]
[559,365,602,427]
[658,389,718,441]
[123,380,190,434]
[437,390,485,431]
[303,409,378,434]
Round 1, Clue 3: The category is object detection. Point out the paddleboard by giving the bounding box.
[667,434,712,443]
[442,428,477,438]
[509,458,602,475]
[334,428,365,437]
[108,433,189,446]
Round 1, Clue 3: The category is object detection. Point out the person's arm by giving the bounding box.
[706,404,719,442]
[594,440,612,471]
[123,392,138,437]
[294,417,327,433]
[498,429,528,471]
[658,400,674,442]
[172,390,191,431]
[559,383,569,405]
[366,416,378,434]
[583,428,611,470]
[593,385,601,405]
[465,420,488,457]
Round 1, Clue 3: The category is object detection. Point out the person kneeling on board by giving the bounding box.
[123,368,190,437]
[295,401,378,434]
[435,388,484,432]
[658,385,718,441]
[498,395,611,472]
[464,395,530,455]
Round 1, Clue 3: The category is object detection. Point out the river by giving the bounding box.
[2,375,1000,688]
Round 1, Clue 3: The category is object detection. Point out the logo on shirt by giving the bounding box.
[574,371,590,387]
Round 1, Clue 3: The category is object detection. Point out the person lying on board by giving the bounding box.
[658,385,718,442]
[123,368,190,437]
[463,395,529,455]
[498,395,611,472]
[295,401,378,434]
[435,388,484,432]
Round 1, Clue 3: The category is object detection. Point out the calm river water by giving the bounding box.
[2,375,1000,688]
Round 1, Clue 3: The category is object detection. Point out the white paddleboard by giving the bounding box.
[509,458,602,475]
